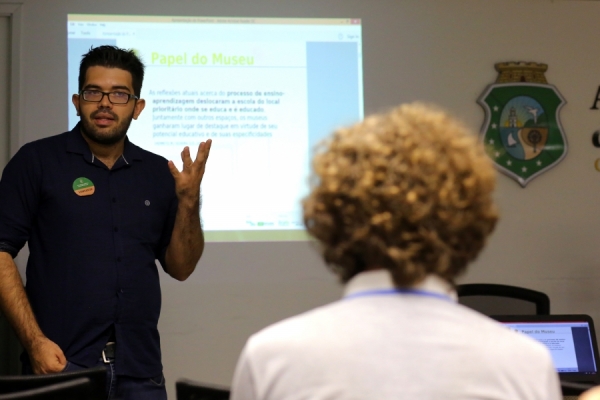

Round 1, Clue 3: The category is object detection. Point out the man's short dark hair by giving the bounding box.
[78,45,145,97]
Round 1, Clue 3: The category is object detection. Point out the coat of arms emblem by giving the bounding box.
[478,62,567,187]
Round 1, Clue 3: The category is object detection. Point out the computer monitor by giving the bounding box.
[493,314,600,384]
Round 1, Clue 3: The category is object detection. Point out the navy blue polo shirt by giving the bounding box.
[0,123,178,378]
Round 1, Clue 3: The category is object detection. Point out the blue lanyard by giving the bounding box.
[344,288,454,302]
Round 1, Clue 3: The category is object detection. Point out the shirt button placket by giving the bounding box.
[110,187,122,266]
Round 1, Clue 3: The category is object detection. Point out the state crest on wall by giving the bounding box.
[478,62,567,187]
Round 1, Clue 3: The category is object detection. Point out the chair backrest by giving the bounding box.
[0,377,91,400]
[0,366,105,400]
[176,378,230,400]
[457,283,550,315]
[561,380,595,398]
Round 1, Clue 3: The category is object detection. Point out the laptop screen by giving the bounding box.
[492,315,599,381]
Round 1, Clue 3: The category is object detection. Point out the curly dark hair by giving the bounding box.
[303,102,498,287]
[78,45,145,97]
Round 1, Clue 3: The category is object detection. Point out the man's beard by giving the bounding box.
[79,108,134,146]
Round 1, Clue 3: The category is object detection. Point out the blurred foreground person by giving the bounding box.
[230,103,560,400]
[580,386,600,400]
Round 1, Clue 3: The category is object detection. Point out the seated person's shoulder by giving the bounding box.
[243,301,345,351]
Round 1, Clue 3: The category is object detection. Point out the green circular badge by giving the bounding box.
[72,177,95,196]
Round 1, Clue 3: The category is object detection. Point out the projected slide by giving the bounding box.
[67,15,363,242]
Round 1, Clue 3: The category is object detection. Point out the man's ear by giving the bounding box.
[133,98,145,120]
[72,93,80,116]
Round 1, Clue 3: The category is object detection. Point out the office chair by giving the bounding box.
[176,378,230,400]
[0,377,91,399]
[456,283,550,315]
[0,365,105,400]
[561,380,595,399]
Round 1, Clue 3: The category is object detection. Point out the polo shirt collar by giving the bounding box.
[343,269,458,301]
[66,122,143,164]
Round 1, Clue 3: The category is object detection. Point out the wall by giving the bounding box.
[1,0,600,397]
[0,6,24,376]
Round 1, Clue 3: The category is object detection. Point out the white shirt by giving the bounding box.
[231,270,561,400]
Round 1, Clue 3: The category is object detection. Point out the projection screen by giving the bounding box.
[67,14,364,242]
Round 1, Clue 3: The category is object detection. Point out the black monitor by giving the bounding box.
[0,365,106,400]
[176,378,230,400]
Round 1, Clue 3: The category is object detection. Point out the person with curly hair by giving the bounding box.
[231,103,561,400]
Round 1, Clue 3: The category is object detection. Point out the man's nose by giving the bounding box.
[98,93,113,108]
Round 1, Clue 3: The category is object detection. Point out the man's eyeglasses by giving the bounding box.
[80,90,139,104]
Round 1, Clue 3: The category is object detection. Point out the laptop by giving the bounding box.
[492,314,600,384]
